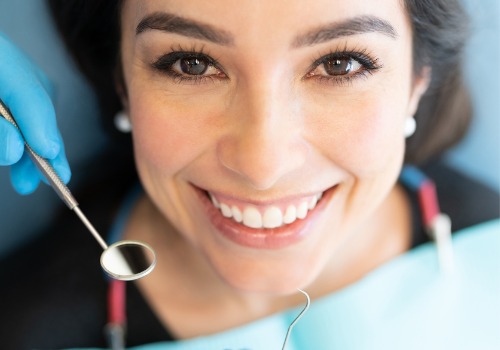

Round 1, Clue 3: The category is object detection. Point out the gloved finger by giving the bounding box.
[10,151,42,195]
[51,137,71,184]
[31,60,56,102]
[34,71,55,102]
[39,136,72,186]
[0,117,24,165]
[0,33,62,160]
[11,144,71,195]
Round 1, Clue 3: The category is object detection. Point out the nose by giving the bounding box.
[217,79,309,190]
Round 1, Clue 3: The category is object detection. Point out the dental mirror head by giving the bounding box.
[100,240,156,281]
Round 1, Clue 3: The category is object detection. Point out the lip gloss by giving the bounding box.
[195,186,335,249]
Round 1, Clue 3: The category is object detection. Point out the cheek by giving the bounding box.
[308,93,406,177]
[129,93,212,175]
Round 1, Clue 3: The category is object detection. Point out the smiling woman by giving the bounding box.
[0,0,498,349]
[117,0,425,296]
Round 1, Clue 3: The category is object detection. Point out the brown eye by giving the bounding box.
[152,51,227,83]
[307,55,363,80]
[323,58,359,76]
[179,57,209,75]
[169,55,222,78]
[305,50,382,85]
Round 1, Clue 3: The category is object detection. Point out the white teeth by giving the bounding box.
[308,196,318,210]
[263,206,283,229]
[242,206,263,229]
[231,205,243,223]
[210,194,220,208]
[209,191,324,229]
[296,201,308,219]
[220,203,232,218]
[283,205,297,224]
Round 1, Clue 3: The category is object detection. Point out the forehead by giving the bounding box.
[121,0,411,45]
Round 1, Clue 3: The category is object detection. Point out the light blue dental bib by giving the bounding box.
[67,219,500,350]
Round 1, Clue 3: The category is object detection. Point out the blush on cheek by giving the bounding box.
[357,113,405,175]
[130,107,206,175]
[326,104,405,177]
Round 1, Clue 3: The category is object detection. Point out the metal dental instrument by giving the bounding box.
[0,99,156,281]
[282,289,311,350]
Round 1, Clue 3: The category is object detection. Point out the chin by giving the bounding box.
[200,235,328,296]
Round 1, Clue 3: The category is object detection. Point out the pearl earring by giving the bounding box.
[404,117,417,138]
[114,110,132,133]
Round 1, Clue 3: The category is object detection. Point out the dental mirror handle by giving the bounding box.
[0,99,108,250]
[0,99,77,209]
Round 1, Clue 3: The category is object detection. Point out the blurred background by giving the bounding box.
[0,0,498,257]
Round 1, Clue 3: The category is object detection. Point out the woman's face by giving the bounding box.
[120,0,428,293]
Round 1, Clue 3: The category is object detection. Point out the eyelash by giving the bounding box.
[306,48,382,86]
[151,47,382,86]
[152,46,226,85]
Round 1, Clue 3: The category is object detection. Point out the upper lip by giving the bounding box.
[192,184,335,205]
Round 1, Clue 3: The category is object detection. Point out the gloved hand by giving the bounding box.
[0,32,70,195]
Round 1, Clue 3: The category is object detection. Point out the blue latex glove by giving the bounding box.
[0,32,71,194]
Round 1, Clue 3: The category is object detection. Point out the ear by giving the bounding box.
[407,66,431,116]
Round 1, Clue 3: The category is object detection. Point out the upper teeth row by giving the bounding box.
[209,192,323,229]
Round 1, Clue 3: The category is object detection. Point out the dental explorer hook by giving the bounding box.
[282,289,310,350]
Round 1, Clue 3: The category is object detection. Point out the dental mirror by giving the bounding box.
[0,99,156,281]
[100,241,156,280]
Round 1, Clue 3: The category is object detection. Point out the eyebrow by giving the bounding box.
[292,15,397,48]
[136,12,396,49]
[136,12,235,46]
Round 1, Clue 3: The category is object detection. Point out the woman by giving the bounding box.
[0,0,498,349]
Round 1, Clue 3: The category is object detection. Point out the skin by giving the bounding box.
[119,0,430,337]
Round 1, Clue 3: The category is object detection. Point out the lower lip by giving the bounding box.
[193,186,335,250]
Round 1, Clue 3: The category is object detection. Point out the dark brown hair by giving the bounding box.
[403,0,470,163]
[47,0,470,164]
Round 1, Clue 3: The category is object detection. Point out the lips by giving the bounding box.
[193,185,335,249]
